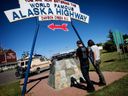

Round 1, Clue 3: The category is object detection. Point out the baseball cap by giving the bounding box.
[76,40,82,44]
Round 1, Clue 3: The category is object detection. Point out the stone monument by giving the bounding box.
[48,58,83,90]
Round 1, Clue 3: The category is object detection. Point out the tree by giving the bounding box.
[96,43,103,46]
[22,51,29,59]
[103,40,116,52]
[123,34,128,40]
[103,30,116,52]
[107,30,115,43]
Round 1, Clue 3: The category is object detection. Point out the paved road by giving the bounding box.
[0,69,18,85]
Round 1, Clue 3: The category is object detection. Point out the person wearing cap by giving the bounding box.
[76,40,95,92]
[87,39,106,86]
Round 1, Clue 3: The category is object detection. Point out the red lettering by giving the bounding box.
[61,1,69,5]
[44,0,52,2]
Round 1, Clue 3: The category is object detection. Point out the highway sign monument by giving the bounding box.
[4,0,90,96]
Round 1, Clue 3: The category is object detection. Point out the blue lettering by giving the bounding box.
[48,8,53,15]
[83,16,87,21]
[30,3,35,8]
[56,8,62,15]
[75,13,81,19]
[30,3,50,8]
[19,10,26,18]
[80,15,83,20]
[40,8,47,15]
[64,10,69,16]
[46,3,50,7]
[35,3,39,7]
[28,9,34,16]
[69,11,74,17]
[13,11,20,20]
[33,8,39,15]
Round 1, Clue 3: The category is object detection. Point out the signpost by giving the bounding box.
[22,19,40,96]
[4,0,90,96]
[71,21,86,48]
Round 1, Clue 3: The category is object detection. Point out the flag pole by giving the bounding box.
[22,18,40,96]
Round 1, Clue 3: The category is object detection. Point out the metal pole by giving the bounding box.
[71,20,94,62]
[21,19,40,96]
[71,20,86,48]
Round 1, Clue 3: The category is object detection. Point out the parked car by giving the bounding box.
[15,55,51,78]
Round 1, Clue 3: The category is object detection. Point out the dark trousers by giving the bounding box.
[92,60,106,83]
[80,59,94,88]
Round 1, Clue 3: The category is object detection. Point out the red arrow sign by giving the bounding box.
[48,23,68,31]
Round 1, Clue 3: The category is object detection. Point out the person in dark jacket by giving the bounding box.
[88,39,106,86]
[76,40,95,92]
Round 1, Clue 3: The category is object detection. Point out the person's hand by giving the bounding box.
[94,60,96,65]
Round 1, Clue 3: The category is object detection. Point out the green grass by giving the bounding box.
[101,51,128,72]
[0,81,21,96]
[90,51,128,72]
[87,74,128,96]
[88,51,128,96]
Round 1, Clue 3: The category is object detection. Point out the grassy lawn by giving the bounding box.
[90,51,128,72]
[87,74,128,96]
[0,81,21,96]
[100,51,128,72]
[88,51,128,96]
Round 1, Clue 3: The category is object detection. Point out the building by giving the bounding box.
[0,48,17,64]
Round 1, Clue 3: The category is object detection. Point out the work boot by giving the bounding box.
[80,77,86,83]
[87,86,95,92]
[99,81,106,86]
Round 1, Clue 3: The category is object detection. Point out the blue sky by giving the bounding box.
[0,0,128,58]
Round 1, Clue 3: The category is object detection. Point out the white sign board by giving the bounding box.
[4,0,89,23]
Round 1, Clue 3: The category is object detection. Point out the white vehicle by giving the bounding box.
[16,55,51,77]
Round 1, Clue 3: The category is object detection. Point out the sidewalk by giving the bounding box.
[20,71,128,96]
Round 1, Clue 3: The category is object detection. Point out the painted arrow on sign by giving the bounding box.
[48,23,68,31]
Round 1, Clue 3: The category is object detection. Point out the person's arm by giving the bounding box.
[88,48,94,64]
[93,50,96,64]
[76,49,79,59]
[91,47,96,64]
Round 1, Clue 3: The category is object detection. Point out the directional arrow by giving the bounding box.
[48,23,68,31]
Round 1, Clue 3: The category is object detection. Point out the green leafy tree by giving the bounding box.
[123,34,128,40]
[96,43,103,46]
[21,51,29,59]
[103,30,116,52]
